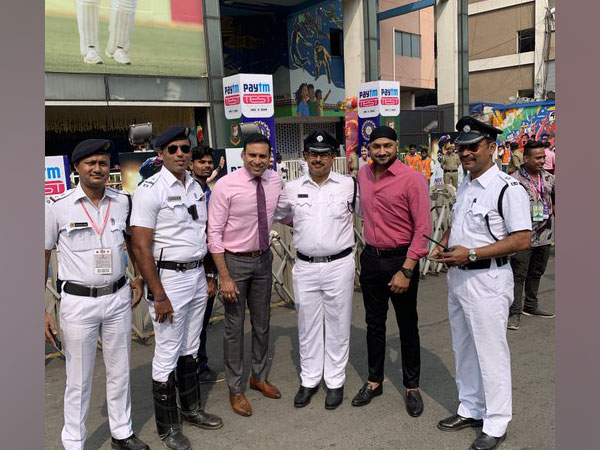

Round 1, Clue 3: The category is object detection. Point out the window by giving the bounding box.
[395,31,421,58]
[518,28,535,53]
[517,89,534,99]
[329,29,343,57]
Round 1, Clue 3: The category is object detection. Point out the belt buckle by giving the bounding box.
[90,286,98,297]
[312,256,328,263]
[97,285,112,296]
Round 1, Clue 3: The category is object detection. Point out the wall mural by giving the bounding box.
[492,102,556,144]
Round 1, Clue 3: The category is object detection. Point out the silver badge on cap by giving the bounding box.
[316,135,323,142]
[463,125,471,133]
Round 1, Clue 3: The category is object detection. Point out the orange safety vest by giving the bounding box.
[405,153,420,170]
[418,157,432,180]
[501,148,511,164]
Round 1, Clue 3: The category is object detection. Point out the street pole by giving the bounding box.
[457,0,469,117]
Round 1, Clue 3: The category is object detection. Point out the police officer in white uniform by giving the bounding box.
[276,130,358,410]
[44,139,149,450]
[431,117,532,450]
[130,127,222,450]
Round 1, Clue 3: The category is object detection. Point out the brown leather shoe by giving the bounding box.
[229,393,252,417]
[249,377,282,399]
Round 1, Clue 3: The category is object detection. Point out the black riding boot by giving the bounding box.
[152,372,191,450]
[176,355,223,430]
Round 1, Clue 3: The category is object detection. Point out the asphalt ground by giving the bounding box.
[45,254,555,450]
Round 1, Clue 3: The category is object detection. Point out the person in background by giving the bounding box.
[507,140,556,330]
[440,135,460,188]
[405,144,420,170]
[417,148,433,183]
[359,143,370,169]
[540,134,555,175]
[507,142,523,174]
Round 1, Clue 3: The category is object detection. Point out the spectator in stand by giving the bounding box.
[405,144,420,170]
[507,140,556,330]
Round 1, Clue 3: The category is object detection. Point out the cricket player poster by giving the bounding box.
[45,0,207,77]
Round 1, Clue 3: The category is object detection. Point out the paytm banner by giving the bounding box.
[357,81,400,151]
[45,155,71,199]
[223,73,277,171]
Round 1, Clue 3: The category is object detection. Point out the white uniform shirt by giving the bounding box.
[131,166,207,262]
[449,164,532,248]
[276,171,357,256]
[45,184,130,286]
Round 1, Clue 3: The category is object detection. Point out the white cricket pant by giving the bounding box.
[447,262,514,437]
[59,284,133,450]
[106,0,138,54]
[76,0,137,55]
[292,254,355,389]
[148,266,208,382]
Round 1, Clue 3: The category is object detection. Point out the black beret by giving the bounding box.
[71,139,113,164]
[454,116,502,145]
[154,126,190,148]
[304,130,338,153]
[368,126,397,143]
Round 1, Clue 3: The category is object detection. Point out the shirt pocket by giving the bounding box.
[165,199,189,223]
[328,194,350,218]
[109,219,127,248]
[62,224,94,251]
[466,203,492,233]
[293,198,312,221]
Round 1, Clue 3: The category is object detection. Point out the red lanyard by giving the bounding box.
[80,198,112,236]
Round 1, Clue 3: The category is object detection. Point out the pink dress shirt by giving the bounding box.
[357,160,431,260]
[208,167,282,253]
[543,148,555,171]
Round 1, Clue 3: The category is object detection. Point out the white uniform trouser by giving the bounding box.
[447,262,514,437]
[60,284,133,450]
[292,253,355,389]
[148,266,208,382]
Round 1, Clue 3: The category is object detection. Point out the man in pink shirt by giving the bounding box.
[541,133,555,174]
[351,126,432,418]
[208,133,283,417]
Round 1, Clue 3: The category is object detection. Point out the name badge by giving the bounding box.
[94,249,112,275]
[532,202,544,222]
[297,194,308,198]
[168,196,181,202]
[70,222,89,228]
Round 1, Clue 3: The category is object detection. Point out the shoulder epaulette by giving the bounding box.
[139,172,161,189]
[46,189,75,205]
[497,171,520,187]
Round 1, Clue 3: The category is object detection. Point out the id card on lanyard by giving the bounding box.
[523,169,547,221]
[81,198,113,275]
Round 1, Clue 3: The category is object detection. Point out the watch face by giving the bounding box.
[469,254,477,262]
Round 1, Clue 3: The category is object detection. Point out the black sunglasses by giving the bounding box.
[167,144,191,154]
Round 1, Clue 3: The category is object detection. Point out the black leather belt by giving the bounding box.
[445,169,458,172]
[157,259,203,272]
[458,257,508,270]
[296,247,353,263]
[364,244,410,258]
[62,276,127,297]
[225,249,268,258]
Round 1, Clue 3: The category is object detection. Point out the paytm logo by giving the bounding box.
[359,89,377,99]
[243,83,271,93]
[381,88,399,97]
[45,166,66,196]
[359,89,379,108]
[224,84,239,95]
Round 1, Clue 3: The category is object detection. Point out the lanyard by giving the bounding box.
[521,168,543,202]
[80,198,112,236]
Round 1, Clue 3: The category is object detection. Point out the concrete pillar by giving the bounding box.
[436,0,459,124]
[203,0,228,149]
[343,0,366,98]
[401,92,415,110]
[534,0,549,99]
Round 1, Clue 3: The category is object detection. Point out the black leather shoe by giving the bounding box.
[325,386,343,410]
[351,382,383,407]
[294,385,319,408]
[181,409,223,430]
[405,389,424,417]
[111,434,149,450]
[470,432,506,450]
[437,414,484,432]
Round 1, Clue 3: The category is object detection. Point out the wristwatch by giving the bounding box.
[399,267,413,279]
[206,273,216,279]
[468,248,478,263]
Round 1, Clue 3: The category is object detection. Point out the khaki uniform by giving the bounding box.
[441,152,460,188]
[507,149,524,174]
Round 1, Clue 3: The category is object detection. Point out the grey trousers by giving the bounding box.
[509,245,551,315]
[223,251,273,395]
